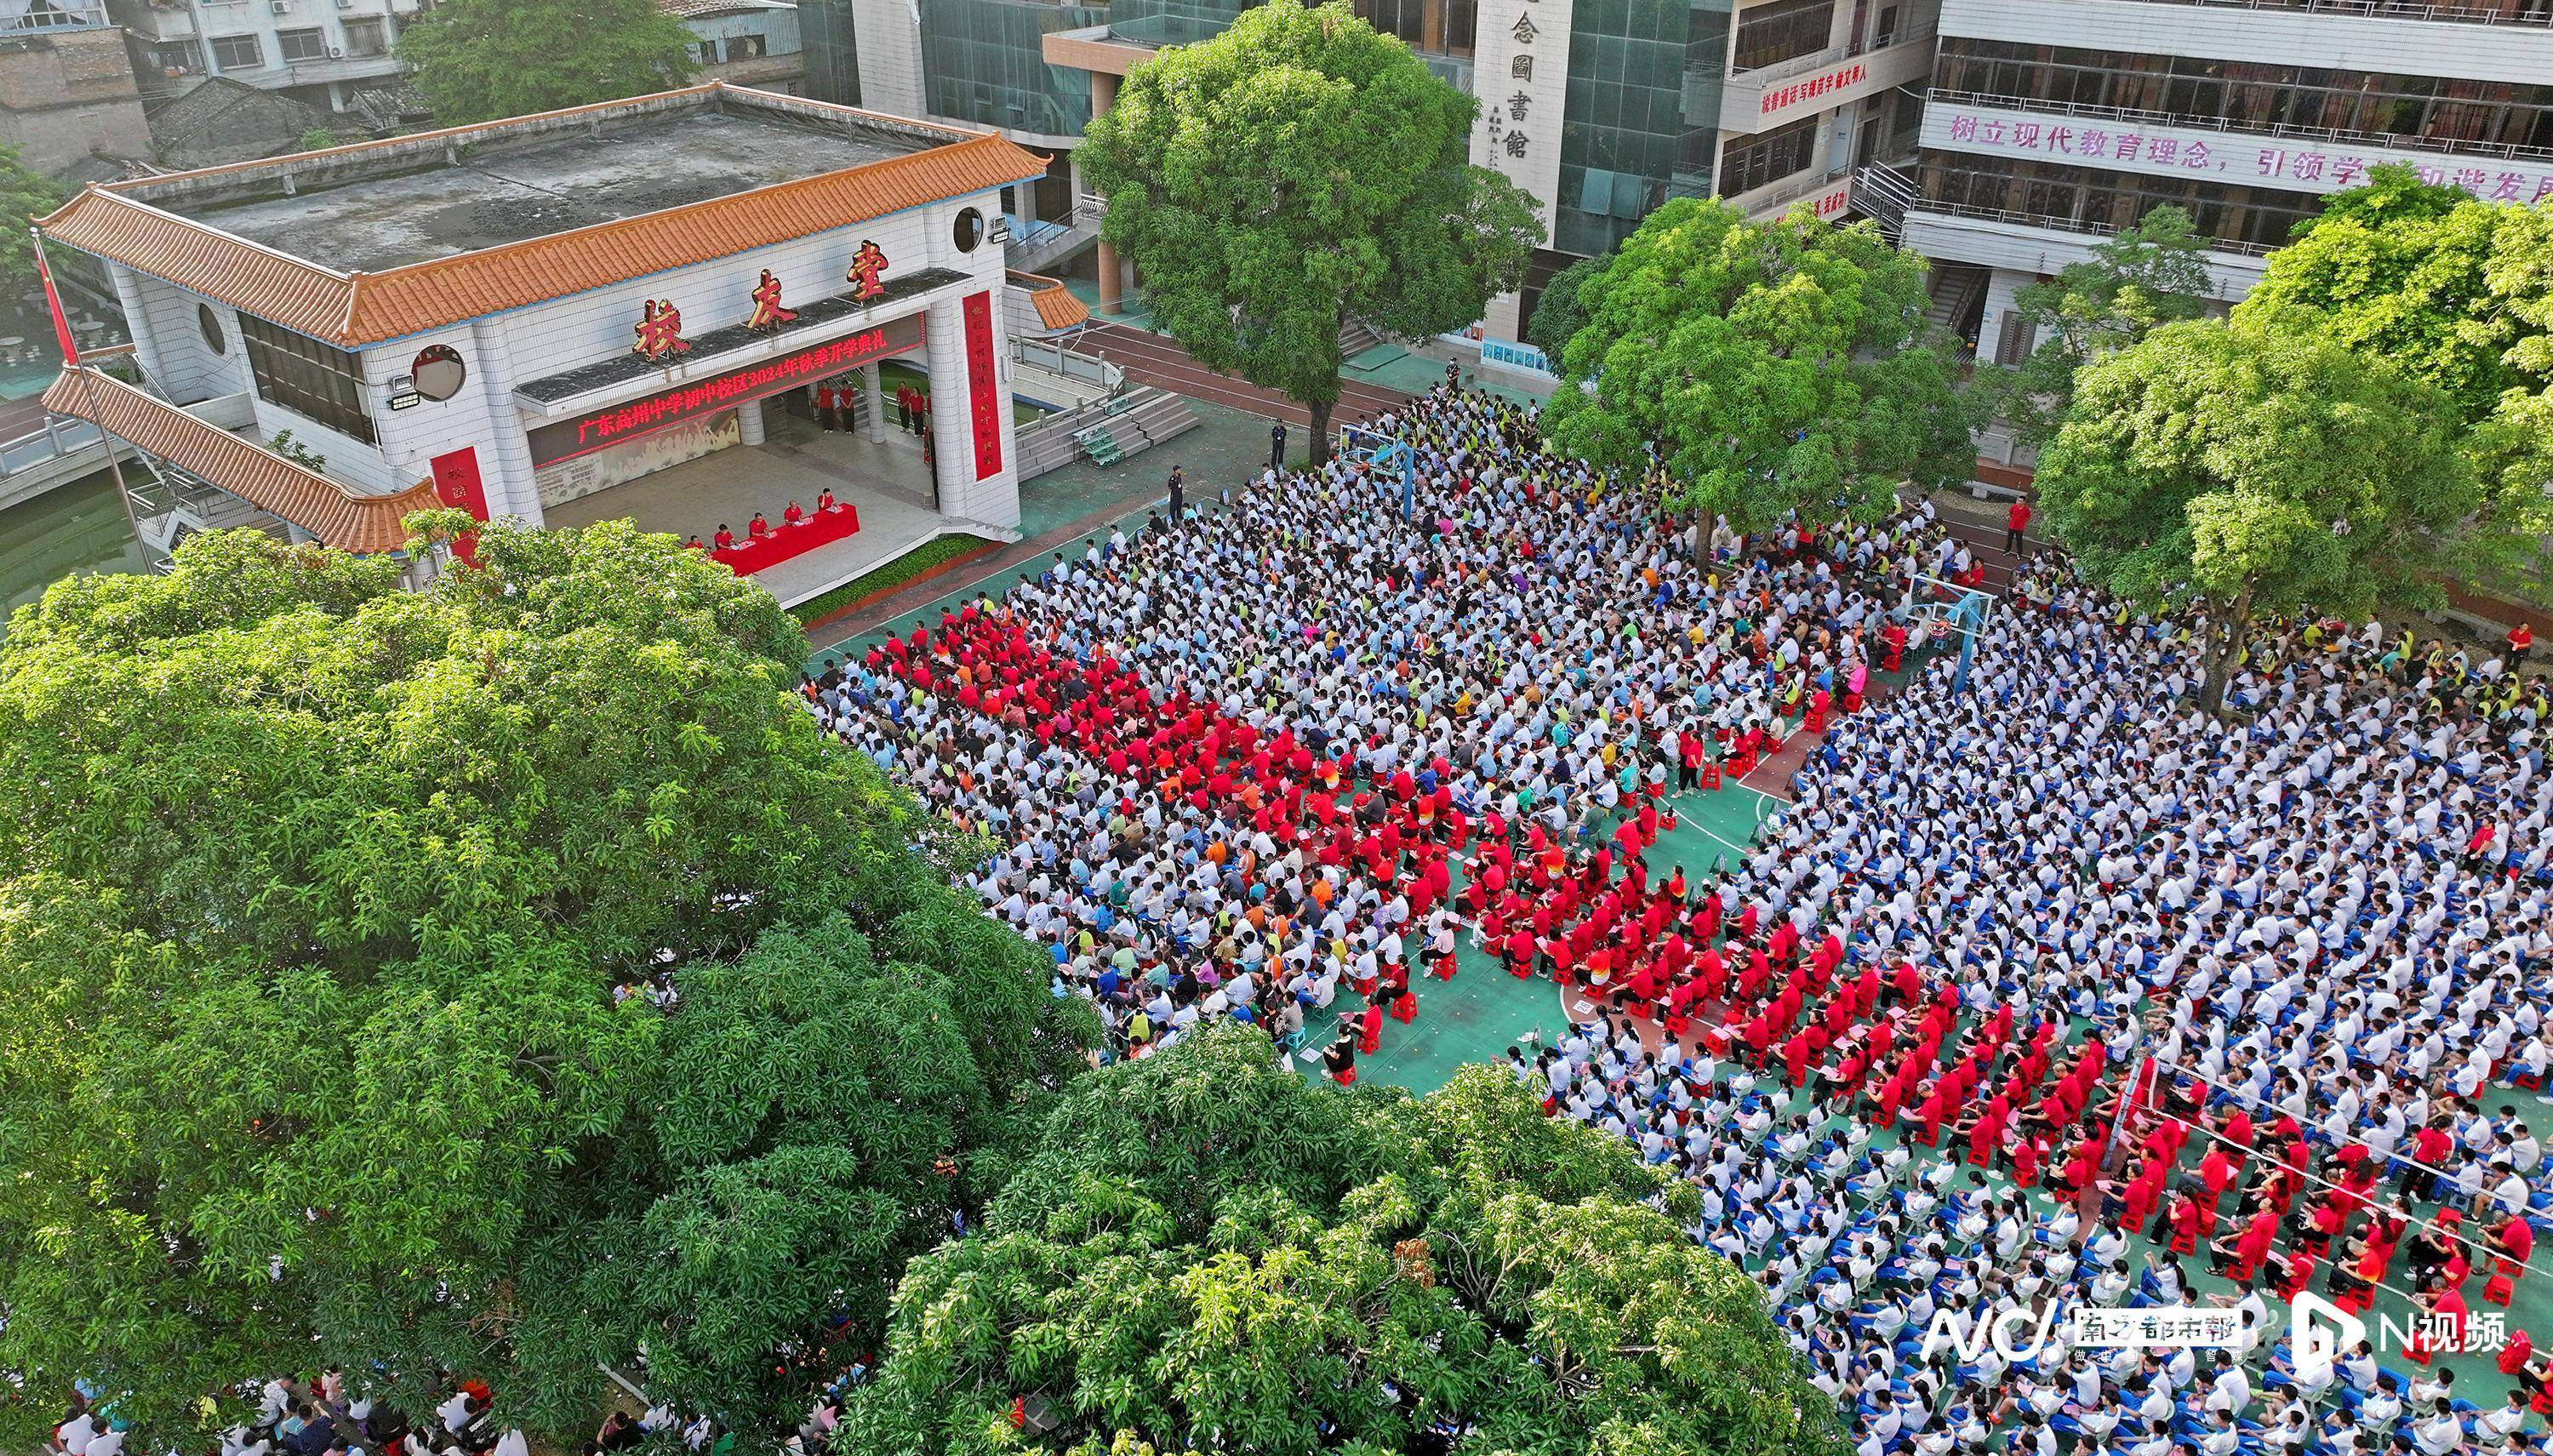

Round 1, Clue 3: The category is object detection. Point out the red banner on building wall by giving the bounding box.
[528,314,924,467]
[961,290,1002,481]
[429,445,490,565]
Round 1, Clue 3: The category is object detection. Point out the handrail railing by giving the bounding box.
[1904,194,2282,258]
[2108,0,2550,27]
[1728,22,1934,81]
[0,417,102,477]
[1926,87,2553,166]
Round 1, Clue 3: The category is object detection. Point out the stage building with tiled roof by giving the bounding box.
[37,83,1087,600]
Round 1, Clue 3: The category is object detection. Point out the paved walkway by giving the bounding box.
[1081,322,1419,429]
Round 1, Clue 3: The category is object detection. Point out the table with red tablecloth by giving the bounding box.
[711,504,860,574]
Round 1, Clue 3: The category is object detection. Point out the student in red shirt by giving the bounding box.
[2006,497,2032,552]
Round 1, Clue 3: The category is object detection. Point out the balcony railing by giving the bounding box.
[2109,0,2551,26]
[1926,87,2553,166]
[1728,22,1934,80]
[3,1,114,33]
[1905,193,2282,257]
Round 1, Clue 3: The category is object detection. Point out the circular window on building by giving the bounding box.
[198,303,226,355]
[952,206,984,254]
[411,344,466,402]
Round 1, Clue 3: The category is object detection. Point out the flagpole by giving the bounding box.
[31,225,146,562]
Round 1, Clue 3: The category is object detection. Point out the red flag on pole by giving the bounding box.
[31,230,77,365]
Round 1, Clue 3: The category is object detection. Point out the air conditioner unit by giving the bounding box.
[268,1,288,13]
[327,43,340,54]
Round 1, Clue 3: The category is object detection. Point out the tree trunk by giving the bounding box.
[1307,396,1334,465]
[2196,585,2255,716]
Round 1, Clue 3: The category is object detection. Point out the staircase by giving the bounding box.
[1923,262,1990,354]
[1100,389,1199,458]
[1339,316,1387,357]
[1853,161,1920,243]
[1014,385,1202,481]
[1074,420,1128,465]
[1005,197,1105,274]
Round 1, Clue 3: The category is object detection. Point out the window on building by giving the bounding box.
[148,38,203,77]
[209,32,263,68]
[1718,115,1819,195]
[340,16,385,54]
[239,314,376,444]
[1931,37,2553,158]
[1443,0,1475,55]
[724,31,766,60]
[277,26,326,60]
[694,39,717,64]
[1731,0,1833,73]
[1916,149,2322,253]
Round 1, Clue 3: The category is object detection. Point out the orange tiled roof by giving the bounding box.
[37,87,1048,348]
[1009,269,1090,332]
[43,368,439,552]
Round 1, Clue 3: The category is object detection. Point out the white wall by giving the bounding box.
[848,0,926,116]
[1937,0,2553,86]
[115,269,250,403]
[1903,209,2266,300]
[353,190,1019,528]
[111,186,1025,534]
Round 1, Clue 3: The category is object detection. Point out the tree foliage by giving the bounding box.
[1077,0,1539,458]
[846,1025,1841,1456]
[4,143,68,285]
[1543,197,1981,535]
[2035,305,2482,707]
[0,522,1090,1447]
[2236,168,2553,582]
[396,0,698,124]
[2239,165,2552,423]
[1524,254,1606,366]
[1992,204,2211,447]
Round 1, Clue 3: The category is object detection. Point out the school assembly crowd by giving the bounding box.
[797,380,2553,1456]
[69,385,2553,1456]
[51,1373,712,1456]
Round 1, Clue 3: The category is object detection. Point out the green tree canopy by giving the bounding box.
[846,1025,1840,1456]
[0,522,1090,1446]
[396,0,698,123]
[1077,0,1539,460]
[4,143,68,285]
[2236,169,2553,584]
[2035,305,2482,707]
[1543,197,1981,536]
[2238,164,2552,423]
[1524,253,1607,366]
[1992,204,2211,448]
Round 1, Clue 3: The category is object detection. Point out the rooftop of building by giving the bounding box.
[37,85,1046,346]
[141,94,924,276]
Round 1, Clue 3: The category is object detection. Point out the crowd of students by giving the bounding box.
[60,380,2553,1456]
[805,379,2553,1456]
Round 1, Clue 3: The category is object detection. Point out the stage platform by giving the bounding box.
[540,422,1014,609]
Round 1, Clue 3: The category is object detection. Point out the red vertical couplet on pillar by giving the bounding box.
[960,289,1002,481]
[429,445,491,566]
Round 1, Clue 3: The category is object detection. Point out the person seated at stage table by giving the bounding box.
[817,488,837,514]
[783,500,805,528]
[748,511,771,540]
[683,534,705,551]
[712,523,736,551]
